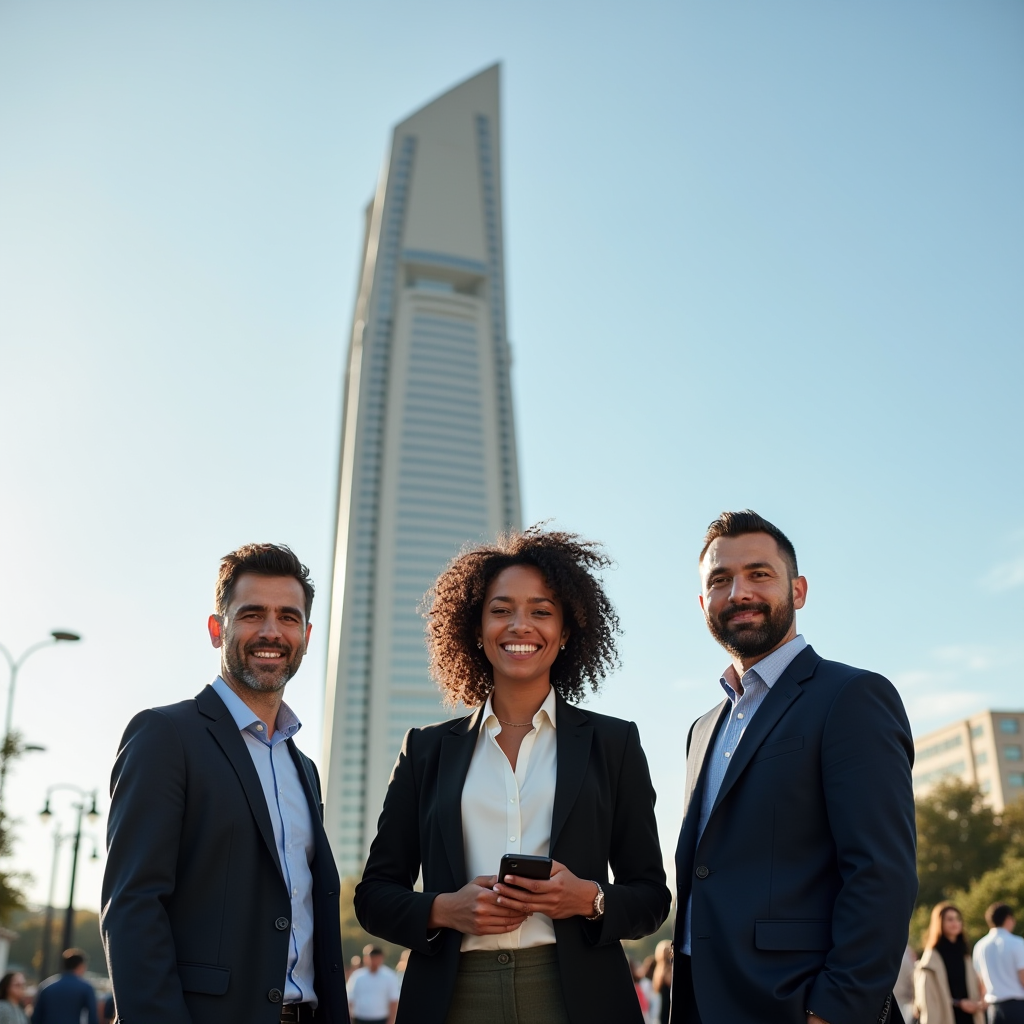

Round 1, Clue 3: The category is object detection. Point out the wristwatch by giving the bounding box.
[585,881,605,920]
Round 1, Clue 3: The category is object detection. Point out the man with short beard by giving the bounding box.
[670,512,917,1024]
[101,544,349,1024]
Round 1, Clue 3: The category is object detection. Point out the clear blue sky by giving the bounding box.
[1,0,1021,914]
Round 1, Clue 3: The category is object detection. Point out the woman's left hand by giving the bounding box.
[492,860,599,921]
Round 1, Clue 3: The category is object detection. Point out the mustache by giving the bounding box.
[719,602,772,624]
[244,640,292,655]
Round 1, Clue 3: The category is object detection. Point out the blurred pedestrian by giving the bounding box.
[394,950,410,992]
[914,902,984,1024]
[355,527,671,1024]
[652,940,673,1024]
[973,902,1024,1024]
[32,949,97,1024]
[346,954,363,982]
[100,992,115,1024]
[0,972,28,1024]
[673,511,917,1024]
[347,945,399,1024]
[635,957,655,1023]
[895,944,917,1024]
[101,545,349,1024]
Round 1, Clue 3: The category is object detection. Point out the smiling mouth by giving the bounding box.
[502,643,540,654]
[251,649,286,660]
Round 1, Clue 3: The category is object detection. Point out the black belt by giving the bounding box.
[280,1004,316,1022]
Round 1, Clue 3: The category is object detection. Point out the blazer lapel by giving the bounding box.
[437,707,483,887]
[683,701,728,821]
[198,686,284,880]
[550,698,593,853]
[707,645,820,822]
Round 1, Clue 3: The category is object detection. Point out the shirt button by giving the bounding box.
[737,713,744,719]
[292,888,297,896]
[724,751,731,757]
[509,836,516,843]
[510,798,516,804]
[256,724,264,732]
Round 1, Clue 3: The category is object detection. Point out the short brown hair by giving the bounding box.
[700,510,799,578]
[215,544,314,619]
[424,525,621,707]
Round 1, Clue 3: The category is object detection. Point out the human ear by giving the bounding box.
[791,575,808,611]
[208,614,224,649]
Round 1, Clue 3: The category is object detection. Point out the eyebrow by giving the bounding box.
[706,561,777,575]
[234,604,305,618]
[487,595,556,604]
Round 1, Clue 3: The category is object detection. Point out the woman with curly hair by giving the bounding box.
[355,526,670,1024]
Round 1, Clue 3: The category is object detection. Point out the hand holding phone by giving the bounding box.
[498,854,552,890]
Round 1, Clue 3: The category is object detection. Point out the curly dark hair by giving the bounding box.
[424,524,621,707]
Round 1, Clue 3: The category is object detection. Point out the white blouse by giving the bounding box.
[460,686,558,951]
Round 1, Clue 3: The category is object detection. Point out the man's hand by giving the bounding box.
[492,860,598,920]
[427,876,529,935]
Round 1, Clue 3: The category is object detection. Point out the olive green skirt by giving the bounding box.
[445,945,570,1024]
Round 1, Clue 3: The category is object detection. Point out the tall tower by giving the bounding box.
[322,65,521,875]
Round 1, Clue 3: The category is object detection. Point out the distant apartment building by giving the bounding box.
[913,710,1024,810]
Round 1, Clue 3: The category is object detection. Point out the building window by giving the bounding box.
[1003,746,1022,761]
[975,751,989,766]
[971,724,985,738]
[917,735,963,761]
[913,761,967,788]
[999,719,1021,734]
[1009,773,1024,788]
[979,779,992,794]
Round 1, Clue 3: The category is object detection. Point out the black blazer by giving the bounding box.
[671,646,917,1024]
[100,686,349,1024]
[354,696,671,1024]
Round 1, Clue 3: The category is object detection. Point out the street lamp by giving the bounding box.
[39,784,99,953]
[0,631,81,808]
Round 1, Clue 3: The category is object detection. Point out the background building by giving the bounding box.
[321,65,521,875]
[913,709,1024,810]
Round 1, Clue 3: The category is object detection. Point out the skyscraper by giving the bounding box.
[322,65,521,875]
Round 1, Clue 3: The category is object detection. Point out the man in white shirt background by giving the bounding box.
[347,946,400,1024]
[973,903,1024,1024]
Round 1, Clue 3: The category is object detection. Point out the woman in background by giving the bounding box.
[0,972,28,1024]
[651,939,673,1024]
[915,902,985,1024]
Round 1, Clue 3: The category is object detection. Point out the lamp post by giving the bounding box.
[0,631,81,809]
[38,826,70,982]
[39,784,99,953]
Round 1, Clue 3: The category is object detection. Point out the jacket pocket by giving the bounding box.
[755,919,831,950]
[177,962,230,995]
[751,736,804,763]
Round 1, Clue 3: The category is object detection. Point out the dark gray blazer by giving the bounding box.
[671,646,917,1024]
[355,696,672,1024]
[100,686,349,1024]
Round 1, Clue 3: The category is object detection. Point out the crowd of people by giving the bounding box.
[0,508,1002,1024]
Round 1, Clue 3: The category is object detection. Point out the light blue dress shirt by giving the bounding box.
[212,676,317,1006]
[682,635,807,955]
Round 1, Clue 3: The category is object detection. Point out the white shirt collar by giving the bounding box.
[482,685,558,735]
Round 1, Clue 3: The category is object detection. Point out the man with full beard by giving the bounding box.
[671,512,917,1024]
[101,544,349,1024]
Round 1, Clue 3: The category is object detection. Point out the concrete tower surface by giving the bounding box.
[323,65,521,876]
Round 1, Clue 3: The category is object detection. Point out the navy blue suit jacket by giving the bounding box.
[33,972,98,1024]
[671,646,917,1024]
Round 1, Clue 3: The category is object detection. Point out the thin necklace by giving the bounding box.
[496,718,534,728]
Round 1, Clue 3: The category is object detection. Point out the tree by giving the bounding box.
[915,778,1005,909]
[950,857,1024,943]
[0,732,30,921]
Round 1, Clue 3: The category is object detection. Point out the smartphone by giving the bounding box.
[498,854,552,890]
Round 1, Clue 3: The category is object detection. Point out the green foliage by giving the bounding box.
[915,778,1004,909]
[339,875,405,968]
[949,857,1024,942]
[0,732,31,922]
[912,780,1024,949]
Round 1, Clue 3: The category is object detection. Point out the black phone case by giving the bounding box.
[498,854,552,885]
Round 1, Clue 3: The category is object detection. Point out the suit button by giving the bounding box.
[268,989,283,1003]
[497,953,510,964]
[695,865,709,879]
[275,916,290,931]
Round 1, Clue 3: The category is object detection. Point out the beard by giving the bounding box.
[706,592,795,659]
[223,633,305,694]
